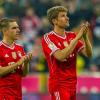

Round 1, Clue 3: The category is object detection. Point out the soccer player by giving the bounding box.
[0,18,32,100]
[41,6,92,100]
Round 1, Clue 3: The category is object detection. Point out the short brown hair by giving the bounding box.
[0,18,16,32]
[47,6,68,25]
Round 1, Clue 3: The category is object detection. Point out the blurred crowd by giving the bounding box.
[0,0,100,74]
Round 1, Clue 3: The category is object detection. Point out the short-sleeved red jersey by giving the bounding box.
[42,31,84,93]
[0,41,25,98]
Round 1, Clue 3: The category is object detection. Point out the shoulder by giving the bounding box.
[0,41,4,49]
[14,42,24,49]
[0,41,3,46]
[43,31,54,38]
[65,31,76,37]
[65,31,76,35]
[42,31,54,43]
[0,41,4,53]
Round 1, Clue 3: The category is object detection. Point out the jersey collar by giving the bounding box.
[1,41,15,50]
[52,31,66,39]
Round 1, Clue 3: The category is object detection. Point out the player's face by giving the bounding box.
[6,22,20,41]
[55,12,69,28]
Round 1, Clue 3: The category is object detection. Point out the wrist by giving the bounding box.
[83,35,88,40]
[15,62,19,67]
[75,37,80,41]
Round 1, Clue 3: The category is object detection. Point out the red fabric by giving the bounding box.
[42,31,84,93]
[50,88,76,100]
[0,94,22,100]
[0,41,25,98]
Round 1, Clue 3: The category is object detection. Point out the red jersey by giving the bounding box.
[42,31,84,93]
[0,41,25,98]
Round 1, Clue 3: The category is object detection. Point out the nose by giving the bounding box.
[66,16,69,21]
[17,28,20,32]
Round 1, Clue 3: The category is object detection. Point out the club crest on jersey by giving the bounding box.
[63,41,68,47]
[12,52,17,59]
[18,51,22,57]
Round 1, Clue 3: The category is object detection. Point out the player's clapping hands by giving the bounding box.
[82,22,90,39]
[24,52,33,62]
[76,21,90,40]
[17,52,33,66]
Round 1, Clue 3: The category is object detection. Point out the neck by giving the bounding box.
[2,37,14,47]
[53,26,65,36]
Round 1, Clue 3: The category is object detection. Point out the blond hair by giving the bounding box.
[47,6,68,25]
[0,18,16,33]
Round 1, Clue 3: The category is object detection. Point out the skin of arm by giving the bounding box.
[22,53,32,77]
[53,25,87,61]
[81,23,93,57]
[0,52,32,77]
[0,57,25,77]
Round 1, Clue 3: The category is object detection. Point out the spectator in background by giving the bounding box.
[31,0,53,17]
[90,1,100,70]
[0,7,6,40]
[39,16,51,36]
[3,0,19,18]
[21,7,42,52]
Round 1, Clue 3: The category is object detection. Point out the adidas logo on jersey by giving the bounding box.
[5,54,9,58]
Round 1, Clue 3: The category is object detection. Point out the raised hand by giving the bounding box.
[82,22,90,39]
[16,56,26,66]
[76,21,89,40]
[24,52,33,63]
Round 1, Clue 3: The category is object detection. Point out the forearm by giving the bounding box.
[22,61,29,77]
[62,38,79,58]
[54,38,79,61]
[0,62,18,76]
[54,26,86,61]
[83,36,92,57]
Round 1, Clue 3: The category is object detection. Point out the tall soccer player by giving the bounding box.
[0,18,32,100]
[41,6,92,100]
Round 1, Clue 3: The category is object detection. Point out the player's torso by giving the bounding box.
[0,41,24,96]
[48,31,77,68]
[45,31,77,92]
[0,41,25,76]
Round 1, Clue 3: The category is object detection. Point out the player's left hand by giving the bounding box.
[24,52,33,63]
[82,22,90,39]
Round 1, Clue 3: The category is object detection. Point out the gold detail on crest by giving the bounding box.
[18,51,22,57]
[12,52,17,59]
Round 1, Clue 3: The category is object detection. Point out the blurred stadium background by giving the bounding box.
[0,0,100,100]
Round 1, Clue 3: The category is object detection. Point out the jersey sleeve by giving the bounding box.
[21,47,26,56]
[42,35,59,56]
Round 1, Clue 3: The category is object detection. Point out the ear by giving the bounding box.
[52,19,57,25]
[2,27,8,33]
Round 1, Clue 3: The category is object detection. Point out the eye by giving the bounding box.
[12,27,19,29]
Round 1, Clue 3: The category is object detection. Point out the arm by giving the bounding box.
[53,38,79,61]
[22,52,32,77]
[53,26,86,61]
[0,57,25,77]
[81,22,93,57]
[81,29,92,57]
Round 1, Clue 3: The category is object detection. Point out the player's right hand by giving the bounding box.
[16,56,26,66]
[76,23,88,40]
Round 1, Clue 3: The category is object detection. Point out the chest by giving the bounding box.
[52,36,73,50]
[0,48,23,65]
[51,34,77,60]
